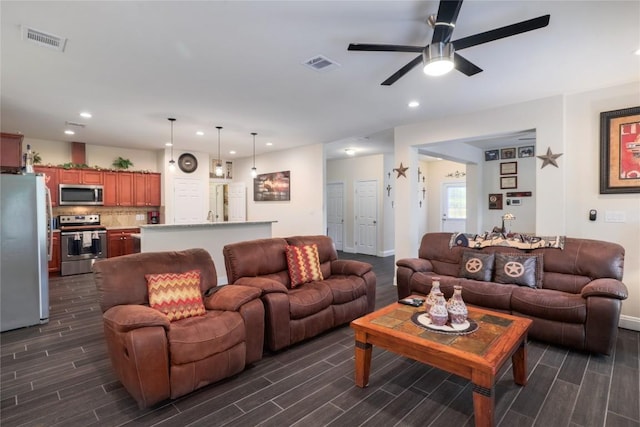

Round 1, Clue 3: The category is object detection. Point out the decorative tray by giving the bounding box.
[411,312,479,335]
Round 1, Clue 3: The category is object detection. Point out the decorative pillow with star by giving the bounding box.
[494,253,544,288]
[459,250,495,282]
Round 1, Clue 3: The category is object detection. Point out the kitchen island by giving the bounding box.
[138,221,276,284]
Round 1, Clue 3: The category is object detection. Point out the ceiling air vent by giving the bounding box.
[65,121,86,128]
[21,26,67,52]
[303,55,341,73]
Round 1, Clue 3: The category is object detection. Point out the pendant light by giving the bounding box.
[168,118,176,172]
[215,126,223,177]
[250,132,258,178]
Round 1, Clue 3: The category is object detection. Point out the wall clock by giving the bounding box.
[178,153,198,173]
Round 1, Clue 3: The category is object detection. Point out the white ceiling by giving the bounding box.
[1,1,638,162]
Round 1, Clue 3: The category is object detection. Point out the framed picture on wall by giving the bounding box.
[500,147,516,159]
[599,106,640,194]
[254,170,290,201]
[488,193,503,210]
[500,176,518,189]
[518,146,535,158]
[484,149,499,161]
[500,162,517,175]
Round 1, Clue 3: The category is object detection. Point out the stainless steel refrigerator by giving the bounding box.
[1,174,51,331]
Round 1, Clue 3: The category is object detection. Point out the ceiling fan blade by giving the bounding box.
[432,0,464,44]
[454,53,482,76]
[381,55,422,86]
[452,15,550,51]
[348,43,423,53]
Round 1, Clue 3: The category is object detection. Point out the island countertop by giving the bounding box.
[139,220,276,230]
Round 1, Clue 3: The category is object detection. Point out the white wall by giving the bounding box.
[233,143,325,237]
[326,153,392,256]
[395,86,640,325]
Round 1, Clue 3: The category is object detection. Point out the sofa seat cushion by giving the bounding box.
[456,279,515,311]
[511,287,586,323]
[322,275,367,305]
[288,282,333,320]
[168,310,245,365]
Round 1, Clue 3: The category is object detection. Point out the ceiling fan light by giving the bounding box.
[423,42,454,76]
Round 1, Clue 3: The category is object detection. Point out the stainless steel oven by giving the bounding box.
[59,214,107,276]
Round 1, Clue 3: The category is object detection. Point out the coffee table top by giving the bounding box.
[352,298,532,371]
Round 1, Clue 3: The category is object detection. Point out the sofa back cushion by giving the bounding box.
[418,233,466,277]
[223,238,289,285]
[93,248,217,313]
[532,237,624,293]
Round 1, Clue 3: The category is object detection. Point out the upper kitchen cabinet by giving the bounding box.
[103,171,134,207]
[59,168,103,185]
[34,166,59,207]
[0,133,24,173]
[134,173,161,207]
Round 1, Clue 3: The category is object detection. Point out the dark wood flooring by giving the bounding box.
[1,252,638,427]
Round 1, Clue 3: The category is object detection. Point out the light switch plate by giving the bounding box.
[605,210,626,223]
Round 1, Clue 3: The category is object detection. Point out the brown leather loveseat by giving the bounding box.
[223,235,376,352]
[93,248,265,408]
[396,233,628,355]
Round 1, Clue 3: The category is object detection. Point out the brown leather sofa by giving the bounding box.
[396,233,628,355]
[223,235,376,352]
[93,248,264,408]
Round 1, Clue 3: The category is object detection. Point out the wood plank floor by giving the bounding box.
[1,252,638,427]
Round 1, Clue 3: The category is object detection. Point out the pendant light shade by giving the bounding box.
[215,126,223,177]
[250,132,258,178]
[168,118,176,172]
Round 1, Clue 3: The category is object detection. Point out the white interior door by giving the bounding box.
[228,183,246,222]
[174,178,204,224]
[355,180,377,255]
[441,182,466,233]
[326,182,344,251]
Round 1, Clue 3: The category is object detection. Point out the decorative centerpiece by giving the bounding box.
[424,277,441,312]
[428,291,449,326]
[446,285,468,325]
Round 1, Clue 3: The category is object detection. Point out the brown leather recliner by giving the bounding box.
[92,248,264,408]
[223,235,376,352]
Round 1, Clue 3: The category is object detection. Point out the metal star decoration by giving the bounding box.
[393,162,409,178]
[537,147,563,169]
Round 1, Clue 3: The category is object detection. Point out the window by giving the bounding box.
[446,185,466,219]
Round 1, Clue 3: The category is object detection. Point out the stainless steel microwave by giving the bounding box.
[59,184,104,206]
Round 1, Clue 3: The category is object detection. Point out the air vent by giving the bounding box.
[303,55,341,72]
[65,121,86,128]
[21,26,67,52]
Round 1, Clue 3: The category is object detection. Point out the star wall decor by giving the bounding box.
[537,147,563,169]
[393,162,409,178]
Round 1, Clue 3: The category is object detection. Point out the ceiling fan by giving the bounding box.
[348,0,550,86]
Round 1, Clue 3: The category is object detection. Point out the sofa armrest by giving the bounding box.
[581,278,628,300]
[330,259,372,277]
[204,285,262,311]
[233,276,289,294]
[103,305,170,333]
[396,257,433,273]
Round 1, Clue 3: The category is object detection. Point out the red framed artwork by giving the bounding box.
[600,106,640,194]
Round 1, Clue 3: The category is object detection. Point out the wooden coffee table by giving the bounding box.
[351,298,532,427]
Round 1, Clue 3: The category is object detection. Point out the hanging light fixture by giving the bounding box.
[215,126,223,177]
[168,118,176,172]
[250,132,258,178]
[422,42,455,76]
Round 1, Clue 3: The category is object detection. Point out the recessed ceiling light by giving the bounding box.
[80,112,92,118]
[196,131,204,136]
[635,48,640,55]
[266,142,273,146]
[345,148,355,156]
[165,142,173,147]
[64,130,75,135]
[229,150,236,155]
[408,101,420,108]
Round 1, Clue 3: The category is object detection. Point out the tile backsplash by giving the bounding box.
[53,206,164,228]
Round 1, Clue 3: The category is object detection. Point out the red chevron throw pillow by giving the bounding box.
[145,270,205,321]
[285,244,324,287]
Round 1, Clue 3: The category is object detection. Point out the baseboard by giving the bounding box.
[342,246,356,254]
[378,249,395,257]
[619,315,640,332]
